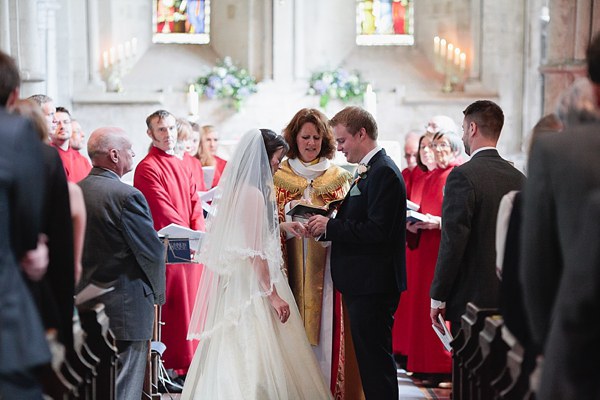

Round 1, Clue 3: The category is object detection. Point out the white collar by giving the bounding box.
[470,146,496,157]
[359,145,382,165]
[288,157,331,178]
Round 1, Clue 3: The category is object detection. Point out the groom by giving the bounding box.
[308,106,406,399]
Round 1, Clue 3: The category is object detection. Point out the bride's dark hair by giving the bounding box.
[260,128,289,160]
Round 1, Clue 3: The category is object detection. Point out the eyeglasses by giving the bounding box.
[431,142,450,150]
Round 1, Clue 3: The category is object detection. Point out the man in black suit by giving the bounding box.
[429,100,525,334]
[78,127,166,400]
[308,106,406,400]
[0,108,50,399]
[520,33,600,399]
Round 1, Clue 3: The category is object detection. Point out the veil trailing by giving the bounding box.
[187,128,284,340]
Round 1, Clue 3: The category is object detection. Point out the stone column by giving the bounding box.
[272,0,294,82]
[0,0,10,54]
[18,0,44,82]
[87,0,104,87]
[293,0,305,80]
[40,0,61,100]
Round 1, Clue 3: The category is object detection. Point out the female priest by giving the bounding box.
[181,129,332,399]
[405,129,463,384]
[196,125,227,188]
[273,108,360,397]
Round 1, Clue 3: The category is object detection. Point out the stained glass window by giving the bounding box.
[153,0,210,44]
[356,0,414,46]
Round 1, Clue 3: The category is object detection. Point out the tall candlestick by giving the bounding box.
[363,84,377,119]
[103,51,109,69]
[132,38,138,56]
[125,42,131,59]
[109,47,116,65]
[434,36,440,55]
[460,53,466,74]
[454,48,460,65]
[440,39,446,58]
[117,44,124,62]
[447,44,454,62]
[187,84,199,116]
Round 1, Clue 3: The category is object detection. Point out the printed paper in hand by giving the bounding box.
[75,284,115,306]
[432,314,454,352]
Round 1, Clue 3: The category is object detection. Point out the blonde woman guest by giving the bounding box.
[177,118,207,192]
[274,108,363,398]
[198,125,227,188]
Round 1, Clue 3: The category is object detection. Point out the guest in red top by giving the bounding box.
[405,129,463,382]
[176,118,206,192]
[393,132,436,357]
[198,125,227,188]
[49,107,91,183]
[134,110,205,378]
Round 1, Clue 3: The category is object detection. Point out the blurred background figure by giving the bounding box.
[199,125,227,188]
[69,118,86,153]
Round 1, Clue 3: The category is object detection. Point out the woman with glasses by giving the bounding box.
[405,129,462,385]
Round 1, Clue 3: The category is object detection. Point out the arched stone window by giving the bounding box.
[356,0,414,45]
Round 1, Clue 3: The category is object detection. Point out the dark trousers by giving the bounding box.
[0,370,45,400]
[344,291,400,400]
[116,340,149,400]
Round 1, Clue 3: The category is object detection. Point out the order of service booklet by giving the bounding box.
[286,199,344,218]
[432,314,454,352]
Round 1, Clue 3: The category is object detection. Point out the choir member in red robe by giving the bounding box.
[134,110,205,377]
[393,132,436,357]
[51,107,91,182]
[198,125,227,188]
[405,130,462,381]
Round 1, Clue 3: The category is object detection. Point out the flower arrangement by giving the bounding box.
[195,56,258,112]
[308,68,368,109]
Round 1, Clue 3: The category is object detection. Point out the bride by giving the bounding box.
[181,128,333,400]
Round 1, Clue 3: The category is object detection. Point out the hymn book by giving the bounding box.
[432,314,454,352]
[407,209,429,223]
[286,199,344,218]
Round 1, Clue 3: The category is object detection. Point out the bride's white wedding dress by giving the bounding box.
[181,129,333,400]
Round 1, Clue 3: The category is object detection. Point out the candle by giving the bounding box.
[434,36,440,55]
[460,53,466,74]
[117,44,124,62]
[125,42,131,59]
[440,39,446,58]
[132,38,138,56]
[454,48,461,65]
[103,51,109,69]
[363,84,377,119]
[187,84,199,116]
[109,47,116,65]
[447,43,454,62]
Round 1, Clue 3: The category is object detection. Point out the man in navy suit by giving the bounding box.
[308,106,406,400]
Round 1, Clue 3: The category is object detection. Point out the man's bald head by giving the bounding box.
[88,127,135,177]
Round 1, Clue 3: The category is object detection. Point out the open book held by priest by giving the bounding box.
[286,199,344,218]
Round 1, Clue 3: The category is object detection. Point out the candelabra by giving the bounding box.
[102,39,137,93]
[433,36,467,93]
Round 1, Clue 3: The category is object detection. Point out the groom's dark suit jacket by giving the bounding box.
[325,148,407,296]
[430,149,525,322]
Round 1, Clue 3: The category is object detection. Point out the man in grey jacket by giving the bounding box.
[78,127,166,400]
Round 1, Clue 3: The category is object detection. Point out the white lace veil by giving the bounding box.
[187,128,284,339]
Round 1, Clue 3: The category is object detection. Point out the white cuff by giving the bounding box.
[431,299,446,309]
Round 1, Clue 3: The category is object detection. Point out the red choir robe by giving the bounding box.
[134,146,205,374]
[210,156,227,188]
[182,152,207,192]
[393,166,429,355]
[52,144,92,183]
[406,159,462,374]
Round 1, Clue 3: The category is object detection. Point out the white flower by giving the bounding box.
[217,67,227,78]
[357,164,368,175]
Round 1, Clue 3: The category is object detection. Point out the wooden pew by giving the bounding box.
[78,304,118,400]
[466,315,508,400]
[40,329,79,399]
[68,313,100,400]
[451,303,499,400]
[492,327,532,399]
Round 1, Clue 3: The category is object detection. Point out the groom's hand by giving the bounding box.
[307,215,329,237]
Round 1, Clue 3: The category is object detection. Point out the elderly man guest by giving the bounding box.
[78,127,166,400]
[308,106,406,400]
[429,100,525,337]
[134,109,205,379]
